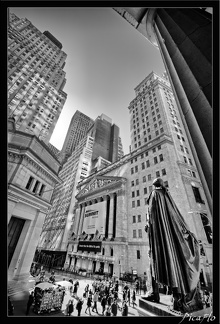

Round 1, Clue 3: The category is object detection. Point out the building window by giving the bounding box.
[131,168,134,175]
[162,168,166,175]
[138,229,142,238]
[148,174,151,181]
[146,160,150,167]
[159,154,164,162]
[160,127,164,133]
[143,176,146,183]
[138,215,141,222]
[183,156,187,163]
[136,179,139,185]
[38,184,45,196]
[132,191,135,198]
[149,135,151,140]
[144,187,147,194]
[145,152,148,157]
[156,171,160,177]
[131,181,134,187]
[133,216,136,223]
[25,176,34,190]
[133,230,137,238]
[142,162,145,170]
[153,148,156,153]
[136,190,140,196]
[154,157,158,164]
[135,166,138,172]
[32,180,40,193]
[144,197,148,205]
[164,181,169,188]
[157,145,161,150]
[137,250,141,259]
[192,171,196,178]
[192,186,204,204]
[189,158,193,165]
[137,200,140,207]
[132,201,135,208]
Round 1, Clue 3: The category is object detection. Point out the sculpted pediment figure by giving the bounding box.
[76,175,125,198]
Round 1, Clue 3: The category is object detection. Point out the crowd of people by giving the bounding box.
[21,268,142,316]
[63,277,140,316]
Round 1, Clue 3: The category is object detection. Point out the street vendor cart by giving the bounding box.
[33,282,63,314]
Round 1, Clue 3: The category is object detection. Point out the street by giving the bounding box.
[9,271,142,317]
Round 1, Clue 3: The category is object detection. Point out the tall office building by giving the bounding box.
[35,113,124,267]
[64,72,212,289]
[60,110,94,162]
[8,12,67,144]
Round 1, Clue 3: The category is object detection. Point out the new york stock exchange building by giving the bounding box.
[64,156,151,281]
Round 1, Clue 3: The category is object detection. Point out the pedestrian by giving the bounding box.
[73,280,79,296]
[8,296,14,316]
[132,290,137,307]
[92,291,99,313]
[67,300,74,316]
[76,298,84,316]
[84,283,89,298]
[26,291,34,315]
[64,299,72,316]
[105,305,111,316]
[85,295,92,315]
[135,280,139,295]
[127,288,131,306]
[121,301,128,316]
[107,293,113,306]
[111,300,118,316]
[101,294,107,315]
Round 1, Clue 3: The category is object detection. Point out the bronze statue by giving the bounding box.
[144,178,203,313]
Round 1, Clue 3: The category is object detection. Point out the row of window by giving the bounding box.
[25,176,45,196]
[131,169,166,189]
[131,154,164,174]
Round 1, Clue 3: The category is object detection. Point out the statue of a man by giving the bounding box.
[144,178,203,313]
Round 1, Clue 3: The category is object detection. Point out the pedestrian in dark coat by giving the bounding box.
[111,300,118,316]
[101,295,107,315]
[85,296,92,315]
[121,301,128,316]
[132,290,137,307]
[26,291,34,315]
[76,298,84,316]
[127,288,131,306]
[67,300,74,316]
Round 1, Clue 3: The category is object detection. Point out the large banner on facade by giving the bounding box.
[77,241,102,252]
[82,201,106,234]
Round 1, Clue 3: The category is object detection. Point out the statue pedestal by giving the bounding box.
[138,294,211,317]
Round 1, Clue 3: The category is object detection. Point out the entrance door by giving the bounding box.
[8,216,25,267]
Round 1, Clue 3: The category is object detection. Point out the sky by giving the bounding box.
[10,7,166,154]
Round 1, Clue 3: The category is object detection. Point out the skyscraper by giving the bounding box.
[60,110,94,163]
[8,12,67,144]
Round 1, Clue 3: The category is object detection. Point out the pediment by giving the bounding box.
[76,175,125,199]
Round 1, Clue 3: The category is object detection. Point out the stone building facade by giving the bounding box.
[8,118,61,281]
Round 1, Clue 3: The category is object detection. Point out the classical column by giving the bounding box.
[78,203,86,235]
[155,9,212,155]
[74,205,81,235]
[108,193,115,239]
[153,22,212,209]
[104,195,110,238]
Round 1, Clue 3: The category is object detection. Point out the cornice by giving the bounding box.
[8,150,61,184]
[8,183,51,212]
